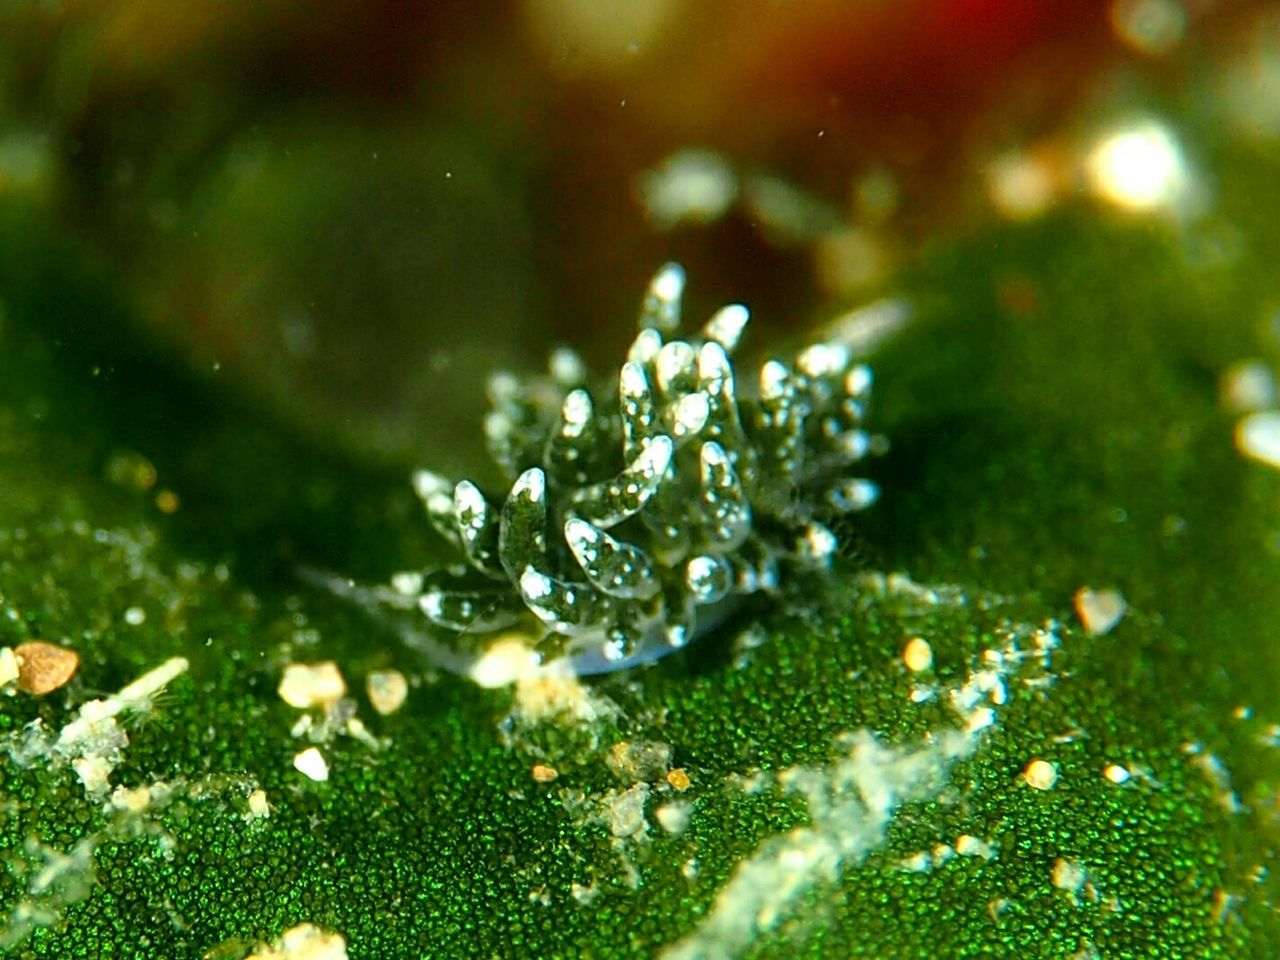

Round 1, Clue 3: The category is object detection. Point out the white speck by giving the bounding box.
[607,783,650,838]
[966,707,995,734]
[390,571,423,596]
[411,469,453,514]
[123,606,146,626]
[513,467,546,502]
[1236,410,1280,469]
[1053,858,1088,894]
[278,661,347,710]
[247,788,271,819]
[1085,120,1189,212]
[293,747,329,782]
[0,646,18,686]
[110,784,153,814]
[1074,587,1126,636]
[366,669,408,716]
[245,921,348,960]
[899,851,932,872]
[419,591,444,621]
[1023,758,1058,791]
[1110,0,1186,56]
[72,755,113,794]
[519,567,554,602]
[986,150,1058,220]
[828,476,878,510]
[655,801,692,835]
[955,834,996,860]
[798,523,837,561]
[671,393,710,438]
[636,150,738,230]
[1220,360,1275,413]
[549,347,587,385]
[1103,764,1131,784]
[468,633,542,689]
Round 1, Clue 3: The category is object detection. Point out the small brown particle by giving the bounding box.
[666,768,691,791]
[531,763,559,784]
[14,641,79,695]
[902,636,933,672]
[154,489,181,514]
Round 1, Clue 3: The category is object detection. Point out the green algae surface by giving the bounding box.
[0,202,1278,959]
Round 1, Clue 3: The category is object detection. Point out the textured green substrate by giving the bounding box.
[0,202,1277,958]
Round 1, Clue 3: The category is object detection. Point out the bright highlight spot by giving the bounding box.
[1085,121,1189,212]
[1236,410,1280,470]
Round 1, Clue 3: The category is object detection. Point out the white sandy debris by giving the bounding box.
[1023,758,1059,791]
[7,656,192,798]
[512,663,619,727]
[246,922,349,960]
[247,789,271,819]
[1074,587,1127,636]
[468,633,543,689]
[293,747,329,783]
[0,646,19,687]
[278,661,347,710]
[365,668,408,715]
[661,728,977,960]
[108,785,152,814]
[661,591,1061,960]
[902,637,933,673]
[0,837,97,950]
[1235,410,1280,470]
[1053,858,1088,895]
[71,756,113,794]
[955,834,997,860]
[607,784,651,839]
[1184,743,1243,813]
[655,801,692,836]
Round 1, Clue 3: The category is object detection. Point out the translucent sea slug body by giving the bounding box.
[391,265,880,676]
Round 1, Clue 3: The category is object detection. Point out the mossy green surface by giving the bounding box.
[0,197,1278,959]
